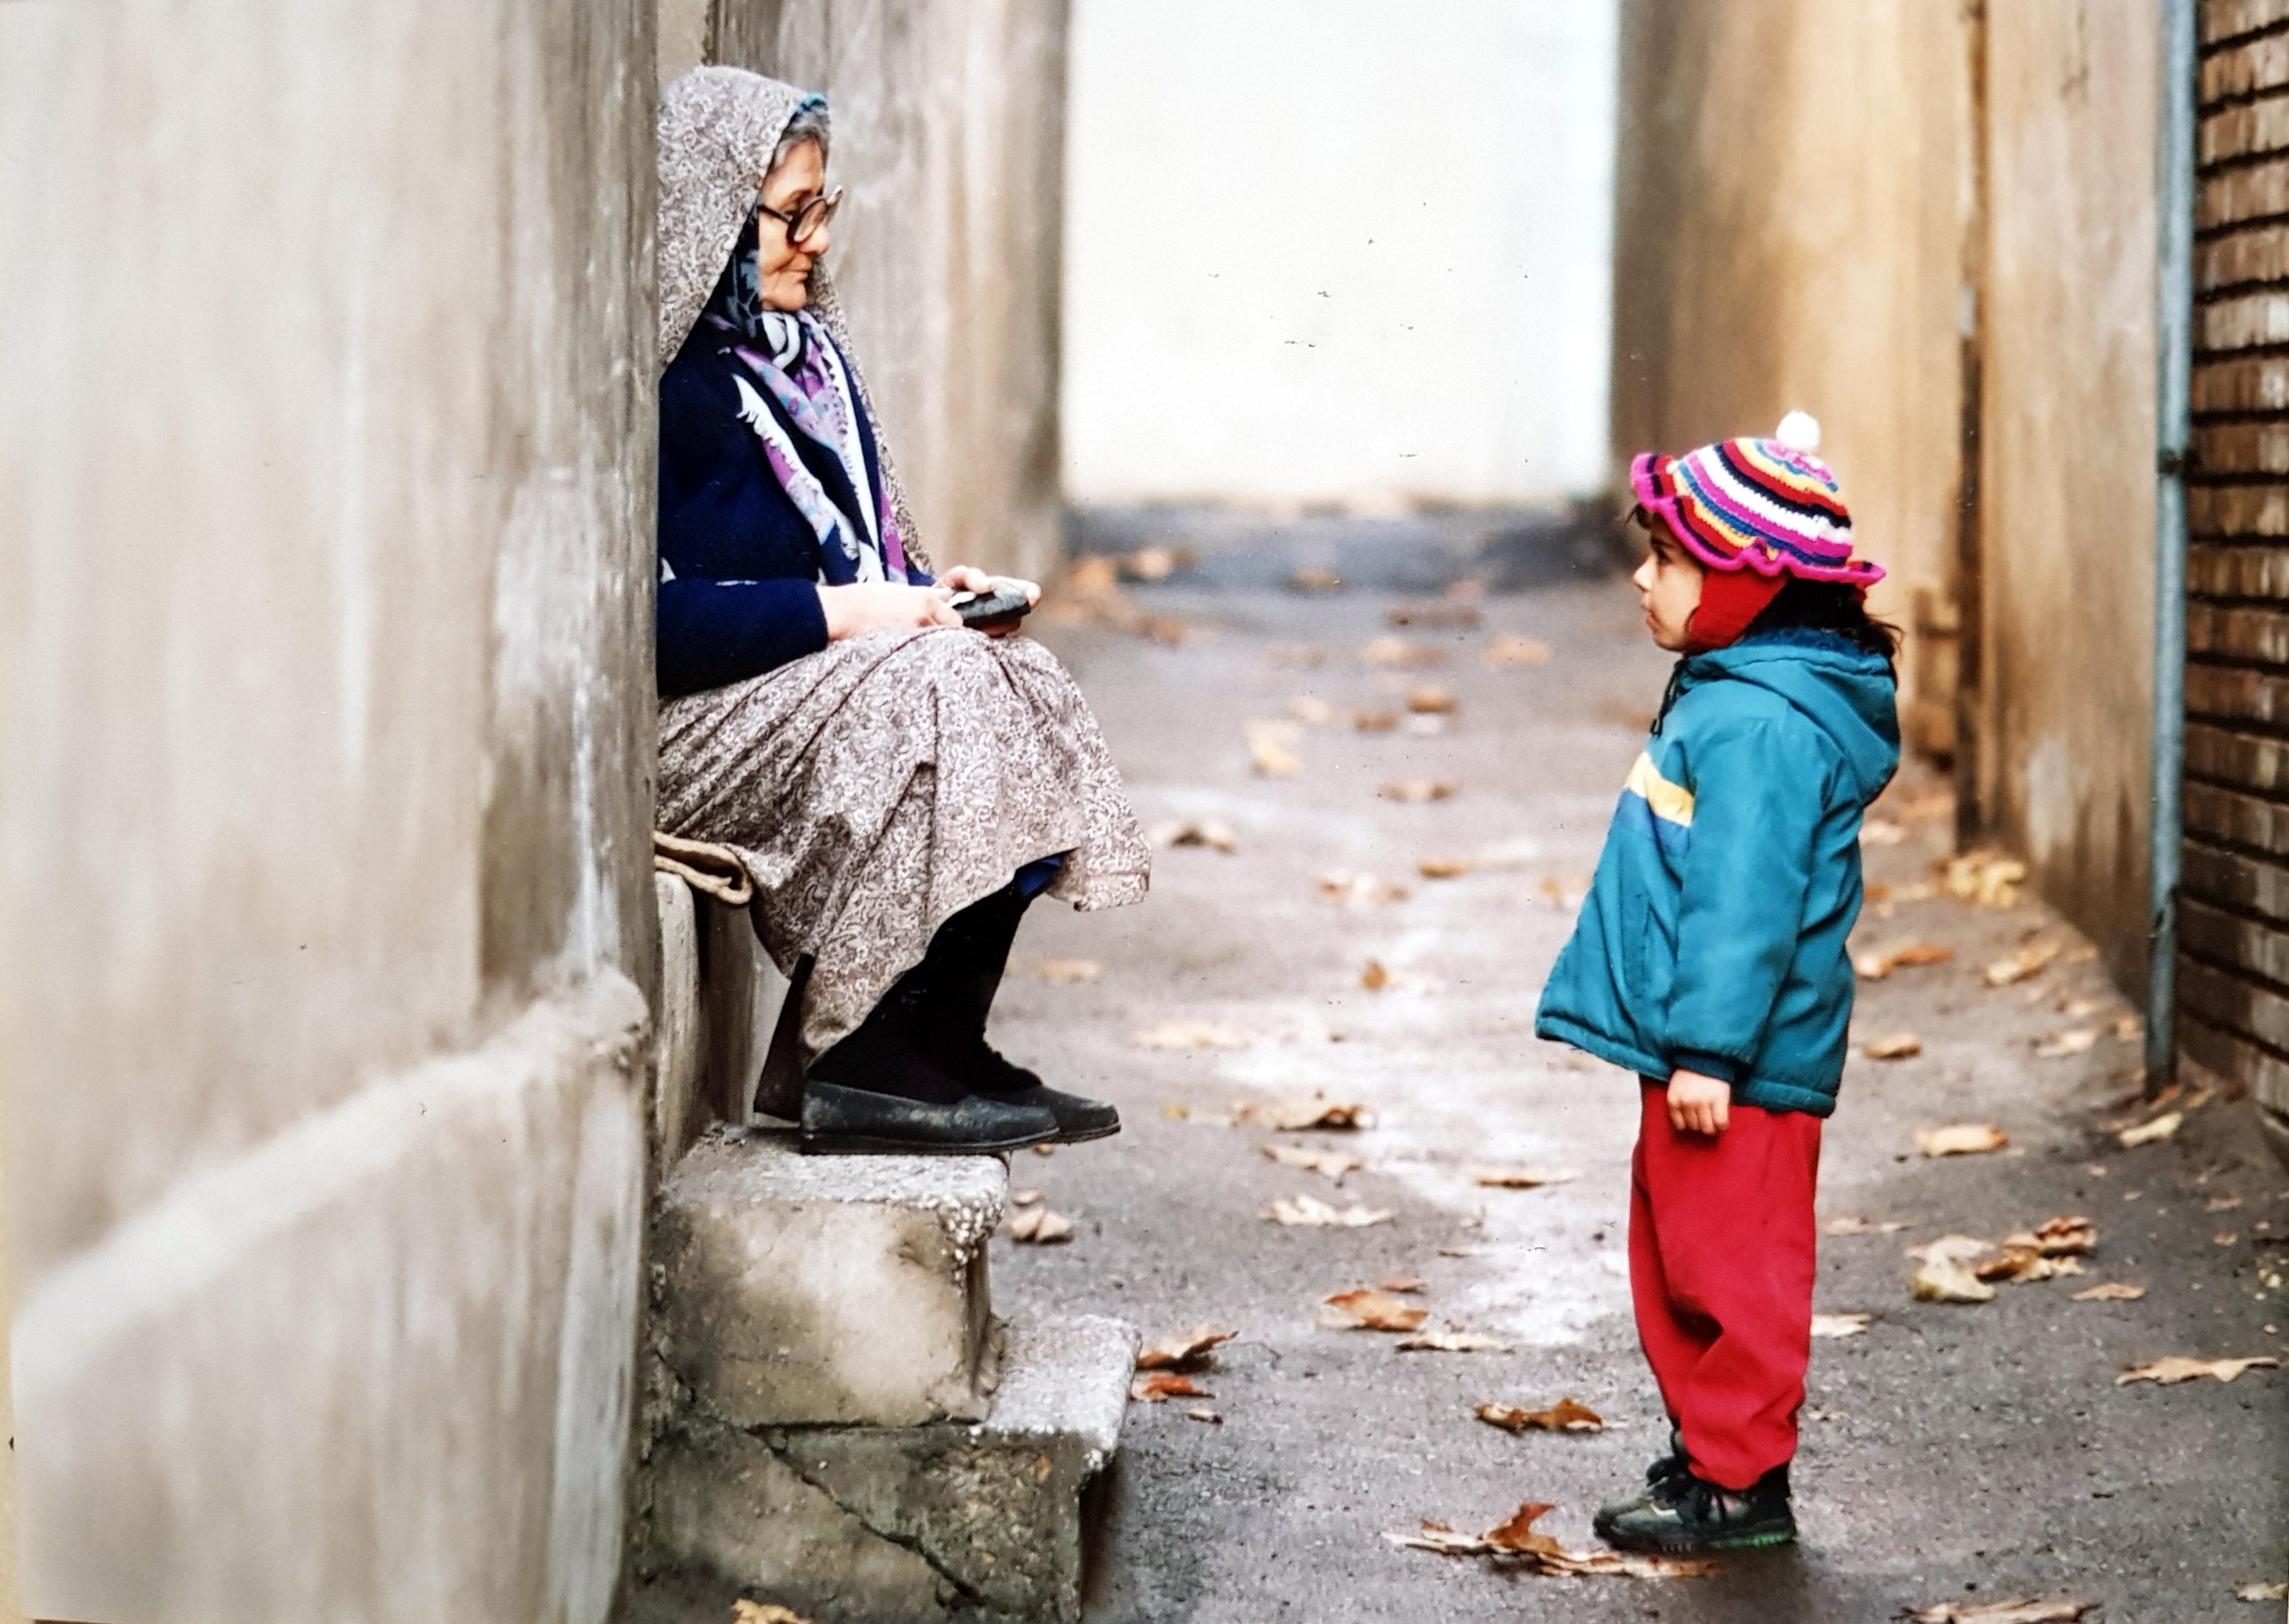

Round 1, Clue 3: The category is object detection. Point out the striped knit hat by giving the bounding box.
[1630,412,1882,650]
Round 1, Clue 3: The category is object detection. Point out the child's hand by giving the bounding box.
[1666,1069,1731,1136]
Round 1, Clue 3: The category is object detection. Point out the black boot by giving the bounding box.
[923,881,1122,1145]
[1600,1463,1796,1553]
[1593,1426,1688,1537]
[804,960,1058,1155]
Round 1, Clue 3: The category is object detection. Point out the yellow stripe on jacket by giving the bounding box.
[1624,750,1695,827]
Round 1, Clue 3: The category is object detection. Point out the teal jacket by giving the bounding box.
[1534,629,1900,1117]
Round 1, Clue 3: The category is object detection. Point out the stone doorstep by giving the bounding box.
[654,1128,1007,1427]
[647,1313,1138,1624]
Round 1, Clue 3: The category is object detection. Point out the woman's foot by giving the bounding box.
[798,1080,1059,1155]
[1599,1465,1795,1552]
[965,1047,1122,1143]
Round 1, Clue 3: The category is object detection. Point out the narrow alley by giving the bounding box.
[991,560,2289,1624]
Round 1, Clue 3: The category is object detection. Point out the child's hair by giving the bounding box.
[1745,577,1903,664]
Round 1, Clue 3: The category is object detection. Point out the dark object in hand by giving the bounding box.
[953,588,1032,630]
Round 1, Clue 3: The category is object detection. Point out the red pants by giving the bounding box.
[1629,1082,1823,1490]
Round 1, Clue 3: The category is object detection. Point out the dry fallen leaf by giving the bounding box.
[1316,870,1410,907]
[2005,1215,2097,1256]
[1265,1194,1392,1228]
[1184,1405,1223,1424]
[1983,942,2059,987]
[1917,1123,2010,1157]
[2117,1355,2280,1386]
[1148,818,1239,854]
[1537,875,1591,912]
[2072,1281,2146,1302]
[1974,1246,2084,1284]
[2209,1195,2244,1212]
[1909,1234,1995,1265]
[1387,1502,1716,1578]
[1485,634,1553,666]
[1132,1021,1252,1051]
[1823,1216,1909,1236]
[1407,684,1458,714]
[1397,1330,1511,1353]
[1035,958,1104,983]
[2119,1110,2183,1148]
[1417,856,1471,879]
[1861,817,1907,846]
[1474,1398,1605,1433]
[733,1603,815,1624]
[1470,1165,1580,1190]
[1811,1313,1873,1338]
[1129,1371,1210,1403]
[2236,1581,2288,1602]
[1118,544,1195,583]
[1853,941,1956,980]
[1910,1255,1997,1304]
[1285,694,1345,726]
[2034,1028,2099,1059]
[1008,1207,1075,1245]
[1387,600,1483,629]
[1901,1600,2094,1624]
[1320,1288,1429,1332]
[1362,635,1445,666]
[1262,1144,1363,1182]
[1940,849,2028,908]
[1380,778,1461,803]
[1291,565,1345,592]
[1134,1325,1239,1371]
[1246,720,1305,777]
[1863,1032,1924,1060]
[1379,1275,1426,1292]
[1352,708,1400,733]
[1235,1098,1369,1130]
[1009,1187,1043,1207]
[1360,958,1391,991]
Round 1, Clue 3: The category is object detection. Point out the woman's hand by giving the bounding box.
[817,581,962,641]
[1666,1069,1731,1136]
[939,565,1042,605]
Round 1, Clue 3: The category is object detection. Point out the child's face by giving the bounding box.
[1630,508,1705,652]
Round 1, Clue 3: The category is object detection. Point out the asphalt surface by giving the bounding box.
[994,575,2289,1624]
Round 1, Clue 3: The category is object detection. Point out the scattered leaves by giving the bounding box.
[1185,1405,1223,1424]
[1320,1288,1429,1332]
[1940,849,2028,908]
[1007,1206,1075,1245]
[1245,720,1304,777]
[1285,695,1343,726]
[1538,876,1591,911]
[1148,818,1239,853]
[1362,635,1445,666]
[2117,1355,2279,1386]
[1009,1187,1043,1207]
[1316,870,1410,907]
[1974,1247,2084,1284]
[1861,817,1907,846]
[2034,1028,2099,1059]
[1407,684,1458,714]
[1397,1330,1512,1353]
[2007,1215,2097,1256]
[1387,600,1482,629]
[1863,1032,1924,1060]
[1135,1325,1238,1371]
[1474,1398,1605,1433]
[1291,565,1344,592]
[2073,1282,2146,1302]
[1416,856,1471,879]
[1264,1193,1393,1228]
[1983,942,2059,987]
[1389,1502,1716,1578]
[1811,1313,1873,1338]
[1235,1098,1369,1130]
[2237,1581,2288,1602]
[1360,958,1389,991]
[1129,1371,1210,1403]
[733,1603,815,1624]
[1470,1165,1580,1190]
[1909,1255,1997,1304]
[1824,1216,1909,1236]
[1917,1124,2009,1157]
[1854,941,1956,980]
[1262,1144,1363,1182]
[1132,1021,1252,1050]
[1485,634,1553,666]
[1379,1276,1426,1292]
[2119,1110,2183,1148]
[1380,778,1460,803]
[1900,1600,2093,1624]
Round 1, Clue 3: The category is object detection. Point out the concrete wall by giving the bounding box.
[0,1,659,1617]
[1611,0,2159,986]
[661,0,1071,583]
[1061,0,1619,512]
[1610,0,1971,750]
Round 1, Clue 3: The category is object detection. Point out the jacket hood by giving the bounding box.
[655,66,928,569]
[1679,629,1901,803]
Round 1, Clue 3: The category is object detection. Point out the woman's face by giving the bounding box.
[755,138,830,311]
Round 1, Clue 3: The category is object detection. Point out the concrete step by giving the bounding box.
[652,1127,1006,1427]
[646,1313,1137,1624]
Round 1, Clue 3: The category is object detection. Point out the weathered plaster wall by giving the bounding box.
[661,0,1071,581]
[0,1,659,1617]
[1973,2,2159,993]
[1610,0,1971,746]
[1611,0,2159,987]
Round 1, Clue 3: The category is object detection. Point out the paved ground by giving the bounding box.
[995,571,2289,1624]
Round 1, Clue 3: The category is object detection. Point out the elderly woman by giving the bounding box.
[654,67,1149,1155]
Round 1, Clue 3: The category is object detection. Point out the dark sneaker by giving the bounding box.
[1601,1465,1796,1553]
[1593,1427,1689,1537]
[798,1080,1060,1155]
[967,1049,1121,1143]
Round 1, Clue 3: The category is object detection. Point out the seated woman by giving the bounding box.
[654,67,1150,1155]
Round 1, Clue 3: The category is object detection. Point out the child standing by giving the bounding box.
[1534,413,1899,1552]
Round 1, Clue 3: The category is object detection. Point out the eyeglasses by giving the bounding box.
[756,186,844,250]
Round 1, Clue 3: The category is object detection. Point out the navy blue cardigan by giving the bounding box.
[656,328,930,698]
